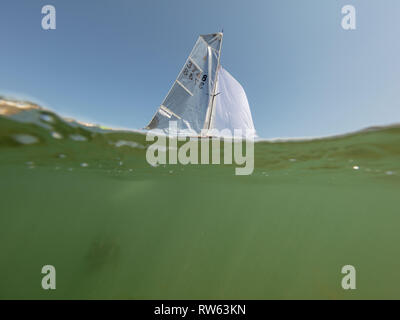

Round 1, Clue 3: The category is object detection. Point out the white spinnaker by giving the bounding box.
[210,67,256,137]
[146,33,222,134]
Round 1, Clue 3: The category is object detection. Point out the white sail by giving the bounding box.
[210,67,256,137]
[147,33,223,134]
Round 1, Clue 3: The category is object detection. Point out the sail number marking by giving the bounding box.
[183,60,207,89]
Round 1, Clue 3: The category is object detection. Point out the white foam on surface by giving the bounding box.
[12,134,39,145]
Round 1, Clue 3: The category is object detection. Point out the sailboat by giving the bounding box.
[146,32,256,138]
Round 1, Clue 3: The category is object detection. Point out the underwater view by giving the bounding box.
[1,97,400,299]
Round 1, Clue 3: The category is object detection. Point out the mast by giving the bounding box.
[203,31,223,133]
[208,72,220,131]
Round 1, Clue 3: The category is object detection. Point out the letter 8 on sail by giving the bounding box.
[146,32,256,138]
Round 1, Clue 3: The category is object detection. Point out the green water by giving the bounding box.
[1,107,400,299]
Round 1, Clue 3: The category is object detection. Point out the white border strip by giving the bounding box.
[176,80,193,96]
[160,105,182,119]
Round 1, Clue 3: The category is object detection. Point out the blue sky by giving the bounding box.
[1,0,400,138]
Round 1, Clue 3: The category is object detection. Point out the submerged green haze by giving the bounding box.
[1,98,400,299]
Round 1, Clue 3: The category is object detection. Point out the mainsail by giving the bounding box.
[146,32,256,137]
[146,33,223,134]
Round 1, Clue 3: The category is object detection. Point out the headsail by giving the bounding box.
[146,33,223,134]
[210,67,256,137]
